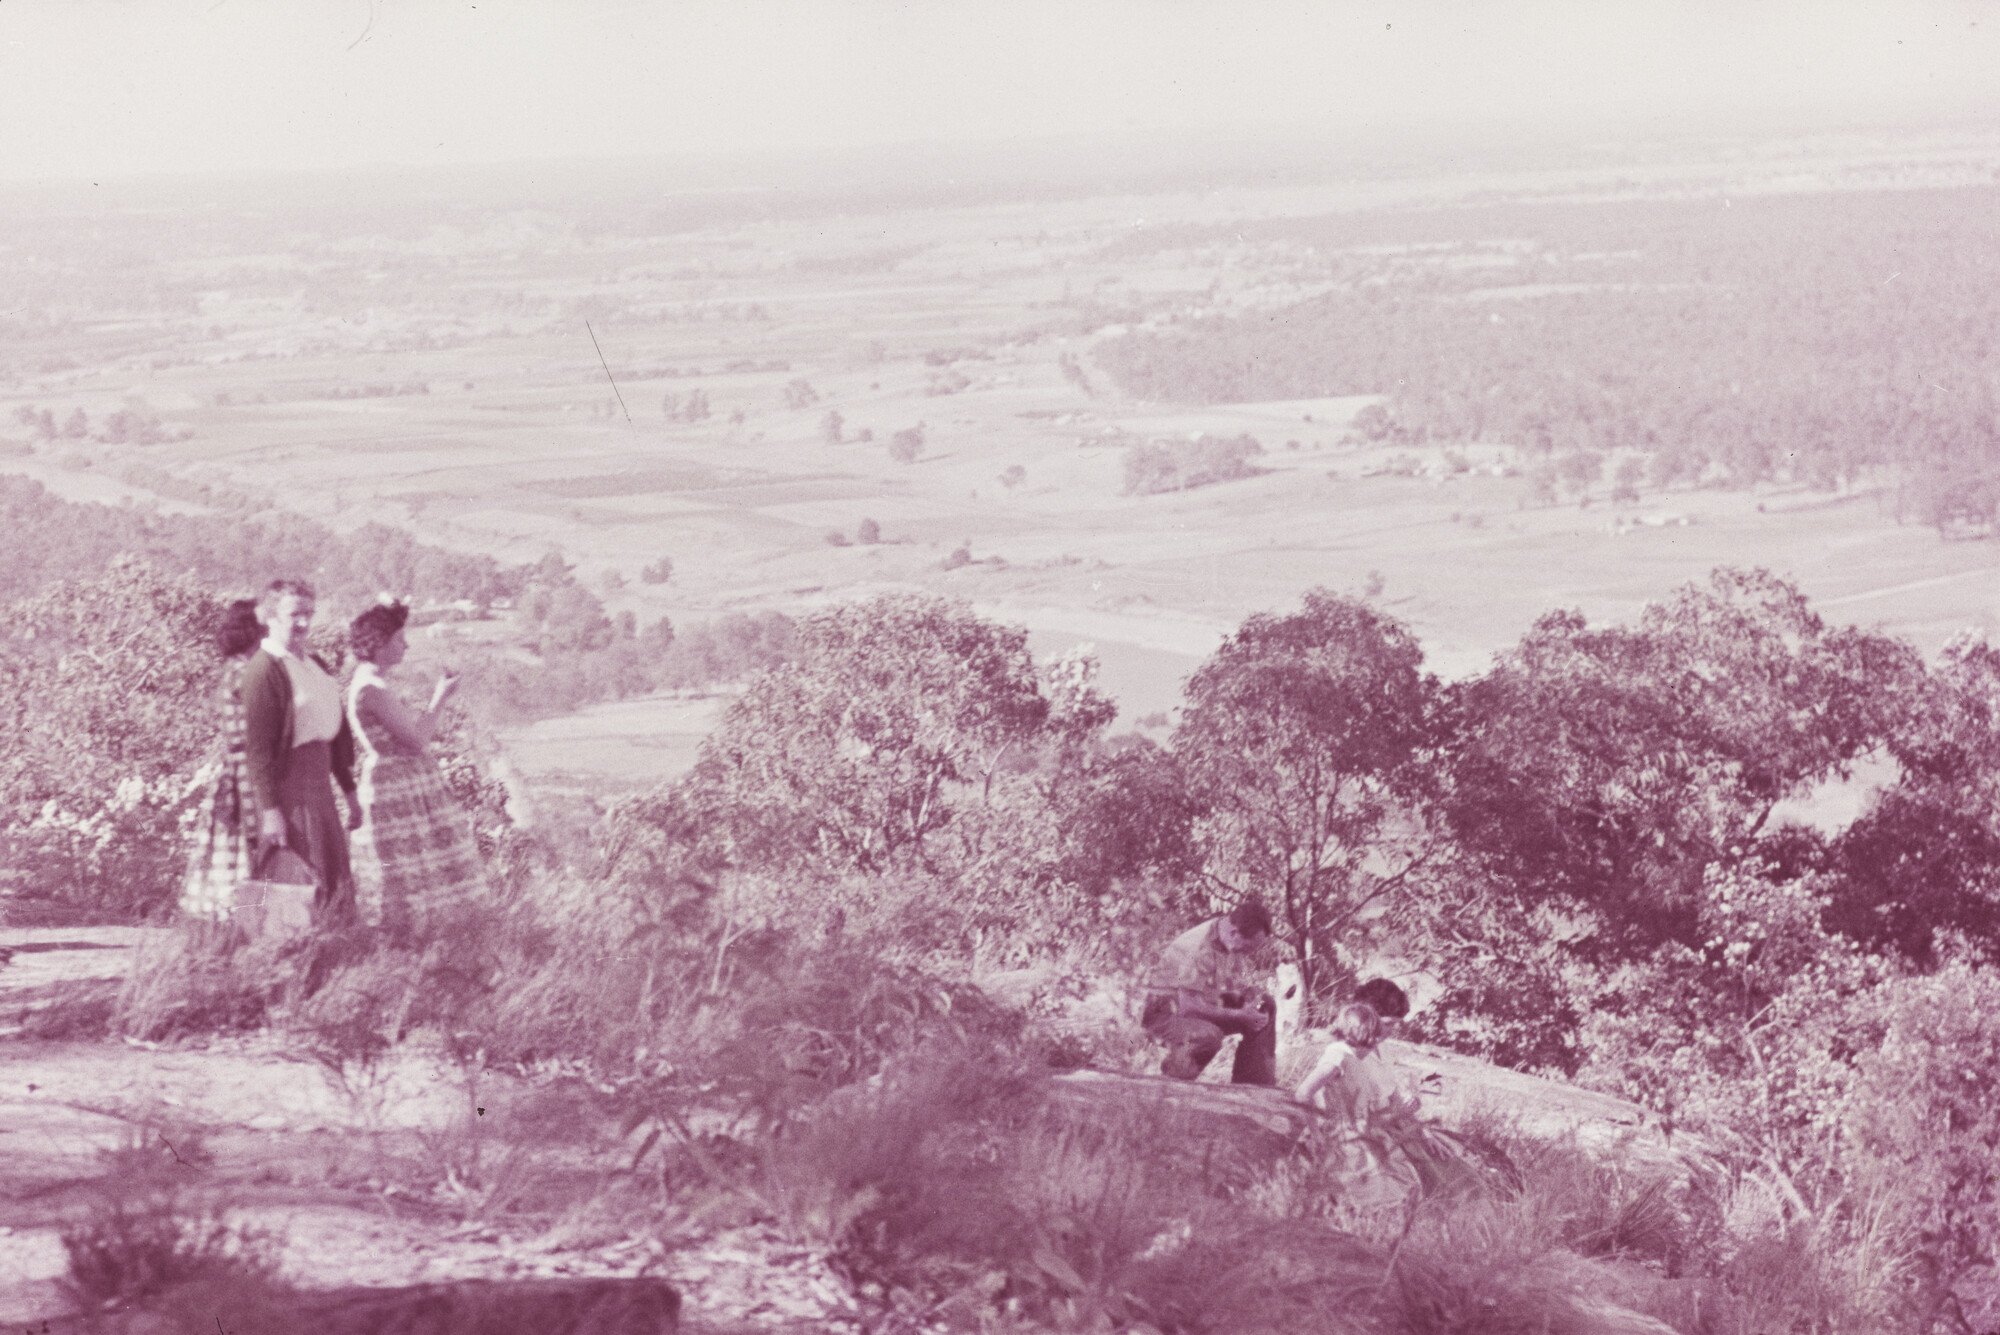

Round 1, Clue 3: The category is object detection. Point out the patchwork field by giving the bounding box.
[5,131,1999,792]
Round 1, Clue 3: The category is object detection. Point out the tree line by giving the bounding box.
[9,558,2000,1318]
[0,479,799,726]
[0,475,517,612]
[1093,187,2000,523]
[619,571,2000,1316]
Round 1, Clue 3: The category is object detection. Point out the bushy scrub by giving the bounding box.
[62,1193,282,1312]
[1837,965,2000,1332]
[760,1042,1329,1332]
[758,1047,1753,1334]
[53,568,2000,1333]
[0,557,224,921]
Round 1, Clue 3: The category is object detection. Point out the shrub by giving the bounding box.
[63,1194,281,1311]
[1120,434,1263,495]
[1,557,225,921]
[113,924,283,1042]
[1837,964,2000,1331]
[652,609,796,690]
[756,1044,1735,1333]
[760,1043,1263,1330]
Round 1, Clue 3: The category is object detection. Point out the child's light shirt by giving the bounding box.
[1298,1039,1402,1119]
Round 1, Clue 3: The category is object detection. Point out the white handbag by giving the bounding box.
[233,845,319,940]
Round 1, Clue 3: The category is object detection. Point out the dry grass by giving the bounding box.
[60,1192,283,1313]
[80,861,1957,1335]
[746,1046,1934,1334]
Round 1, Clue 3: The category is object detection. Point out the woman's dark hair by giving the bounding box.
[215,598,263,659]
[348,601,410,663]
[1353,977,1410,1021]
[1227,901,1274,939]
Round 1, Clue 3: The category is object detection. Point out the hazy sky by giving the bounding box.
[2,1,1996,183]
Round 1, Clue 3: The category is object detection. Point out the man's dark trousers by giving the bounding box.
[1142,991,1278,1085]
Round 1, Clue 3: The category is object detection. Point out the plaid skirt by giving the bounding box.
[353,750,488,936]
[179,759,254,921]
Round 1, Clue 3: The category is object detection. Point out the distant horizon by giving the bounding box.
[4,1,1995,187]
[7,111,2000,206]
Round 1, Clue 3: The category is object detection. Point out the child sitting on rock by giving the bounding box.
[1293,1001,1406,1120]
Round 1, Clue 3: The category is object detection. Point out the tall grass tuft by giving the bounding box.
[112,921,283,1041]
[61,1192,282,1313]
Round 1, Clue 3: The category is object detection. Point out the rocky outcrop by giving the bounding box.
[289,1277,681,1334]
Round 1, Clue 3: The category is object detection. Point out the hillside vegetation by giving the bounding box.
[1094,187,2000,528]
[0,480,795,727]
[7,556,2000,1331]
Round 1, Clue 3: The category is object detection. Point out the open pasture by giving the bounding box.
[6,134,2000,787]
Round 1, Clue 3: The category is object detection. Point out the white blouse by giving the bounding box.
[270,645,344,746]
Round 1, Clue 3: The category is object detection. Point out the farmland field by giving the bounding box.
[6,129,2000,793]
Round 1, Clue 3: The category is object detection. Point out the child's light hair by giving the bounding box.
[1331,1002,1383,1050]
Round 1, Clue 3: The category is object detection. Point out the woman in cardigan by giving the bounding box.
[177,598,265,921]
[345,600,488,938]
[241,579,362,921]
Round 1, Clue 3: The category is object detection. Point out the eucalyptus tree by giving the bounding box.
[1173,589,1441,1004]
[685,594,1050,873]
[1445,567,1917,959]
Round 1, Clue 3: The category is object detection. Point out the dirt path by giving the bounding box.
[0,930,862,1330]
[0,929,1693,1328]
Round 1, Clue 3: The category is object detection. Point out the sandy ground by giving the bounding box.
[0,927,1696,1327]
[0,930,865,1329]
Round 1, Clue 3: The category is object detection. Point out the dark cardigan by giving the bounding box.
[241,648,357,815]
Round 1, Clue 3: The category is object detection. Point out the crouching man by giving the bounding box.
[1140,902,1277,1085]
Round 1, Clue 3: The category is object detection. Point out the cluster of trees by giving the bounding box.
[13,551,2000,1319]
[922,346,992,366]
[0,466,815,790]
[1058,350,1094,396]
[1120,433,1264,495]
[0,477,800,727]
[314,382,430,400]
[825,517,887,547]
[623,599,1187,954]
[1094,188,2000,517]
[0,475,518,612]
[603,571,2000,1321]
[14,400,179,446]
[624,571,2000,1017]
[461,550,794,720]
[660,388,711,423]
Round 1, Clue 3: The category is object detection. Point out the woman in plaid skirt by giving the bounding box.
[178,599,265,920]
[345,600,488,938]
